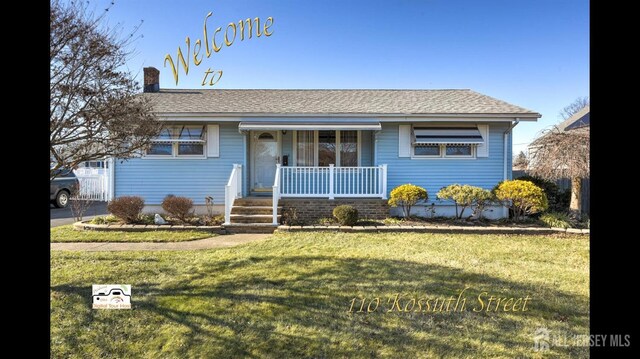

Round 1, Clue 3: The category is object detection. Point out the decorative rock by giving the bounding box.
[154,214,166,225]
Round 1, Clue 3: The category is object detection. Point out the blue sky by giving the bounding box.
[98,0,588,154]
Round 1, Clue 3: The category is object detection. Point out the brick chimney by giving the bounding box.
[143,67,160,93]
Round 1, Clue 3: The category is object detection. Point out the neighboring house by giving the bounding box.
[557,105,589,131]
[525,106,590,214]
[113,67,540,228]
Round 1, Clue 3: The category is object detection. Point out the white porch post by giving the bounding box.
[272,164,281,225]
[328,164,335,200]
[237,165,243,198]
[381,164,388,199]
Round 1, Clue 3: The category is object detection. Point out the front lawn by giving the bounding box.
[51,225,215,242]
[51,232,589,358]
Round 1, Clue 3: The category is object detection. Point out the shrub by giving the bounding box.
[206,214,225,226]
[388,184,428,218]
[540,212,572,229]
[494,180,548,221]
[316,217,336,226]
[517,175,570,213]
[107,196,145,224]
[437,184,494,219]
[161,195,194,223]
[281,207,303,226]
[89,214,120,225]
[470,188,494,219]
[383,217,404,225]
[333,205,359,226]
[138,214,156,225]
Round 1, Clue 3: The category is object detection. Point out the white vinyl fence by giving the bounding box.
[74,175,110,201]
[73,160,113,201]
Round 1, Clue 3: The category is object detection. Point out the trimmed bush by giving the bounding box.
[388,184,428,218]
[540,212,572,229]
[162,195,194,223]
[107,196,145,224]
[516,174,570,213]
[494,180,548,221]
[437,184,494,219]
[333,205,359,226]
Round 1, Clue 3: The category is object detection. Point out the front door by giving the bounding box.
[252,131,279,191]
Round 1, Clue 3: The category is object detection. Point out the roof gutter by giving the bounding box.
[153,112,541,120]
[502,118,520,217]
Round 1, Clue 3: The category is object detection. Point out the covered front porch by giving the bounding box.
[225,119,388,225]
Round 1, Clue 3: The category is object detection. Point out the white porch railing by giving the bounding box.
[275,164,387,200]
[272,164,282,225]
[224,164,243,225]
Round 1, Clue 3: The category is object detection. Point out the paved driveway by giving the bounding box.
[50,201,108,228]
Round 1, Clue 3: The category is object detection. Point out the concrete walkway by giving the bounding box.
[51,234,271,251]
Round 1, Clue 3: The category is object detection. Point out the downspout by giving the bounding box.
[502,118,520,217]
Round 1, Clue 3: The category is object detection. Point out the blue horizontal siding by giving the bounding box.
[360,131,373,166]
[115,122,510,205]
[115,122,244,205]
[376,122,508,203]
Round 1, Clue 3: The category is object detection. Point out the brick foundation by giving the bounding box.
[280,198,389,224]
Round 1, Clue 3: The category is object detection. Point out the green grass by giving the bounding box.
[51,225,215,242]
[51,232,589,358]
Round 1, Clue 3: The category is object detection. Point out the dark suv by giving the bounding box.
[50,169,79,208]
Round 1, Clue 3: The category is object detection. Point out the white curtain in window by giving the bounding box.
[296,130,314,166]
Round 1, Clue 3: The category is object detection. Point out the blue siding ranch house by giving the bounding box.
[114,67,540,230]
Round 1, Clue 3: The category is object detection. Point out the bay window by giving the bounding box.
[294,130,360,166]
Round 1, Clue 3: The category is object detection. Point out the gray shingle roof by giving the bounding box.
[557,105,590,131]
[144,89,540,117]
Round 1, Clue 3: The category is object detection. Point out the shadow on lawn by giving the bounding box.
[52,255,588,357]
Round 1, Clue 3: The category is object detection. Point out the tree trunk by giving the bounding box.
[570,177,582,218]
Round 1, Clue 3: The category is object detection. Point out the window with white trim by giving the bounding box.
[294,130,360,166]
[411,126,480,158]
[146,125,206,158]
[412,144,475,158]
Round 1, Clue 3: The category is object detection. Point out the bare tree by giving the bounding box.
[559,97,589,120]
[50,0,161,179]
[528,127,589,216]
[513,151,529,169]
[69,183,94,222]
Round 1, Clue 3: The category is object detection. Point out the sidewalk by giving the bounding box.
[50,233,270,251]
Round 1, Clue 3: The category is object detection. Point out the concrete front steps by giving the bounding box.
[225,197,282,234]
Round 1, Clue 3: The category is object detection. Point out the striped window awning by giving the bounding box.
[150,139,204,143]
[413,127,484,145]
[239,119,381,131]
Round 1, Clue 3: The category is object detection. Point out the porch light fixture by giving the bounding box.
[281,130,287,135]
